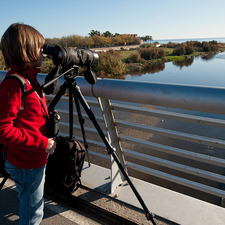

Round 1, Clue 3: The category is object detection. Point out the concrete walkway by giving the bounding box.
[81,162,225,225]
[3,161,225,225]
[0,178,103,225]
[0,177,169,225]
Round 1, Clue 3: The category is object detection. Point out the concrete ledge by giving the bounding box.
[81,162,225,225]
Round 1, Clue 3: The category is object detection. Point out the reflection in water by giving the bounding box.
[201,53,217,61]
[129,62,165,76]
[125,52,225,87]
[172,56,194,69]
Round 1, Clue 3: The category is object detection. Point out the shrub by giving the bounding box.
[165,42,179,48]
[129,51,142,63]
[202,42,218,52]
[95,51,126,77]
[139,43,154,48]
[158,49,166,58]
[139,48,152,60]
[185,45,194,55]
[138,47,166,60]
[172,46,186,56]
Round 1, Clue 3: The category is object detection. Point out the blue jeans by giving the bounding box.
[5,160,46,225]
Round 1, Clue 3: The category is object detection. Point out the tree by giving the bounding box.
[102,31,113,37]
[89,30,101,37]
[141,35,153,42]
[148,35,153,43]
[111,35,123,46]
[83,36,94,48]
[91,35,108,47]
[70,35,84,48]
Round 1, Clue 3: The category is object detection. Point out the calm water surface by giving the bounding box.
[125,52,225,88]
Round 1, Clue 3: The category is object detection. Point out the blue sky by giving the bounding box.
[1,0,225,41]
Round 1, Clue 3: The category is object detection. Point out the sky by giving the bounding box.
[1,0,225,41]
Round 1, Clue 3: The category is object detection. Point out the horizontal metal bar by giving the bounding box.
[2,71,225,114]
[78,78,225,115]
[127,162,225,198]
[61,112,225,150]
[53,95,225,129]
[60,122,106,136]
[120,135,225,167]
[116,120,225,149]
[112,102,225,128]
[88,151,110,160]
[124,149,225,183]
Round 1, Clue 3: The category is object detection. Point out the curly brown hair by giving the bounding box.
[1,23,45,69]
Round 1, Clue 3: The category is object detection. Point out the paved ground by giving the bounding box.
[0,178,172,225]
[0,179,100,225]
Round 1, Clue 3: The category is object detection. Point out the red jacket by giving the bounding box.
[0,68,49,169]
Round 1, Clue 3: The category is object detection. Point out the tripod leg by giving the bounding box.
[69,86,74,139]
[73,84,156,224]
[73,91,91,167]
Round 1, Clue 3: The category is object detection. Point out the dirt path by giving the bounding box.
[91,44,140,52]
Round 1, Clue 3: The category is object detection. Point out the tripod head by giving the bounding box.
[43,64,98,95]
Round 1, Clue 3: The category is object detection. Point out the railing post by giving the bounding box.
[97,97,127,193]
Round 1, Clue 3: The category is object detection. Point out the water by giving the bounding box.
[125,52,225,88]
[147,37,225,44]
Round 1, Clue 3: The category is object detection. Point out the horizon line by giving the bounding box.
[155,36,225,41]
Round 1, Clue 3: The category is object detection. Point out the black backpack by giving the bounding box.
[45,136,86,194]
[0,74,27,190]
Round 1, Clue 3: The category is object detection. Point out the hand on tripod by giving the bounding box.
[46,138,56,155]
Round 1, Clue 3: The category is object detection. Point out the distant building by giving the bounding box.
[118,34,142,45]
[119,34,138,38]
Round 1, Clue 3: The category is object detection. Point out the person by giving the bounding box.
[0,23,56,225]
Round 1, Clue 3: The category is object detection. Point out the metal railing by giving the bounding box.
[1,71,225,205]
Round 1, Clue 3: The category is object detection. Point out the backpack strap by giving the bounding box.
[4,74,27,110]
[0,74,27,189]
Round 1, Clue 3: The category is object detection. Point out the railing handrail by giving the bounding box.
[1,71,225,114]
[77,77,225,114]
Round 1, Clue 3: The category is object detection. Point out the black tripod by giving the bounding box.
[43,67,157,225]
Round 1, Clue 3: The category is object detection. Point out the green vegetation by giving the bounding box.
[95,50,126,78]
[165,56,186,61]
